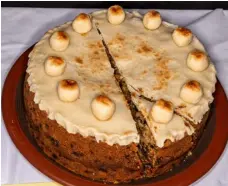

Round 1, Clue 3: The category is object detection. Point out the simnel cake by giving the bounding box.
[24,5,217,183]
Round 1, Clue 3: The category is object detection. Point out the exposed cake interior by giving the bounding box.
[96,26,156,166]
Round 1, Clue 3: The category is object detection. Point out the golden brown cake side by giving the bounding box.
[24,75,143,183]
[154,111,209,166]
[24,74,209,183]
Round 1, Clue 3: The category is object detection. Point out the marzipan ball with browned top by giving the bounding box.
[72,13,92,34]
[91,95,116,121]
[107,5,125,25]
[143,10,162,30]
[150,99,174,123]
[58,79,80,102]
[187,50,209,72]
[44,56,66,76]
[172,27,193,47]
[180,80,203,104]
[50,31,70,51]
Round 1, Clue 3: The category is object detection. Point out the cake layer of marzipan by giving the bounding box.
[92,10,216,124]
[27,21,139,146]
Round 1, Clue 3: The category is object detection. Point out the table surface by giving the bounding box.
[1,8,228,186]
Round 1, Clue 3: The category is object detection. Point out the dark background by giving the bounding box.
[2,1,228,10]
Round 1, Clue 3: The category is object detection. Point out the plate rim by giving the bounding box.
[2,46,228,186]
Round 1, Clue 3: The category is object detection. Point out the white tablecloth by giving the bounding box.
[1,8,228,185]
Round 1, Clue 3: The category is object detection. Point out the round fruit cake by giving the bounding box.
[24,5,217,184]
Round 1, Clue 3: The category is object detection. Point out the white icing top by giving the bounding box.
[92,10,217,124]
[27,9,216,147]
[27,21,139,146]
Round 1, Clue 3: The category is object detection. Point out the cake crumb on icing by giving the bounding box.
[177,104,187,109]
[116,33,125,41]
[75,57,83,64]
[108,33,125,47]
[88,41,103,49]
[153,57,172,90]
[93,51,99,55]
[138,88,143,94]
[137,43,153,54]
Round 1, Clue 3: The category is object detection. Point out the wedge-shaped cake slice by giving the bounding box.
[93,10,216,125]
[131,96,194,148]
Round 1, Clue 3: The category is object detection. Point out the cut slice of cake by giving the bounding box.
[92,6,216,174]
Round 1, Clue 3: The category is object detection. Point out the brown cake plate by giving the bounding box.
[2,46,228,186]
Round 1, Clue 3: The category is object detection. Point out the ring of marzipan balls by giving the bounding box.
[150,99,174,124]
[107,5,125,25]
[45,7,208,124]
[72,13,92,34]
[44,56,66,77]
[49,31,70,51]
[172,27,193,47]
[58,79,80,102]
[143,10,162,30]
[91,95,116,121]
[180,80,203,104]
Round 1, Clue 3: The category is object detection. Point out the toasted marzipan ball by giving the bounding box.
[72,13,92,34]
[172,27,193,47]
[150,99,174,123]
[49,31,69,51]
[58,79,80,102]
[44,56,66,76]
[91,95,116,121]
[107,5,125,25]
[180,80,203,104]
[187,50,209,72]
[143,10,162,30]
